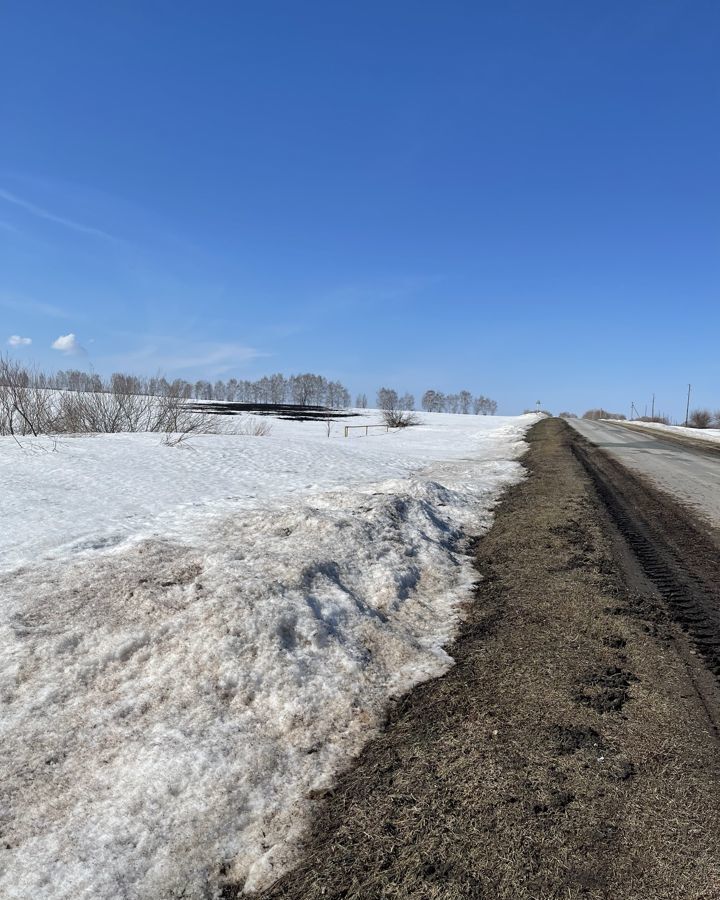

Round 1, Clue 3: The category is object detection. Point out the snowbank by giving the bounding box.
[618,420,720,444]
[0,412,536,898]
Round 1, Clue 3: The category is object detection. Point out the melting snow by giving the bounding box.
[0,411,536,898]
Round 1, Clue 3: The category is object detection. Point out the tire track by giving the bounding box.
[572,434,720,677]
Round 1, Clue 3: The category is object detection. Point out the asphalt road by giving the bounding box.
[568,418,720,530]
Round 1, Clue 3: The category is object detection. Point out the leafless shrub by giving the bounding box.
[557,412,577,419]
[383,409,419,428]
[162,430,195,447]
[688,409,712,429]
[237,416,273,436]
[54,385,213,436]
[399,392,415,411]
[154,389,216,436]
[0,358,214,439]
[0,355,56,437]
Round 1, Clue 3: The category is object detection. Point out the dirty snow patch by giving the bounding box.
[0,413,536,898]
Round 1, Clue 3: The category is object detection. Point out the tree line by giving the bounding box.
[39,369,352,408]
[364,388,498,415]
[17,366,500,415]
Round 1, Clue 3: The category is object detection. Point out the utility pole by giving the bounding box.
[651,393,655,419]
[685,384,691,427]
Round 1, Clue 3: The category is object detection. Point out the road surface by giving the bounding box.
[568,418,720,529]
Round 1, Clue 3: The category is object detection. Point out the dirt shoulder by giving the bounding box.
[244,417,720,900]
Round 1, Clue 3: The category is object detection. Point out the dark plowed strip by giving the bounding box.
[572,435,720,676]
[220,418,720,900]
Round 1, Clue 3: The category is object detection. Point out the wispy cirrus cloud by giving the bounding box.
[0,188,115,241]
[7,335,32,347]
[0,295,70,319]
[103,337,265,377]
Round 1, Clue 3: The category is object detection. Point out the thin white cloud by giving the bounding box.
[156,344,263,372]
[51,333,82,354]
[7,335,32,346]
[0,188,115,241]
[0,295,70,319]
[104,339,265,377]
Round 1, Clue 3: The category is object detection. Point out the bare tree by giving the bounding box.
[458,390,472,414]
[355,393,368,408]
[256,376,272,403]
[194,380,211,400]
[446,393,460,414]
[326,380,348,409]
[473,395,497,415]
[338,386,351,408]
[291,373,326,406]
[398,392,415,411]
[422,390,446,412]
[376,387,399,411]
[269,373,287,404]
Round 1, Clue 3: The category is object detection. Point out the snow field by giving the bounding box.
[0,412,537,898]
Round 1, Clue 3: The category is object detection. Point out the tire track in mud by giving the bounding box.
[571,433,720,680]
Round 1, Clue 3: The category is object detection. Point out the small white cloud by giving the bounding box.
[7,335,32,347]
[52,333,81,354]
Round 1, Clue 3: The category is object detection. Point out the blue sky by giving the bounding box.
[1,0,718,417]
